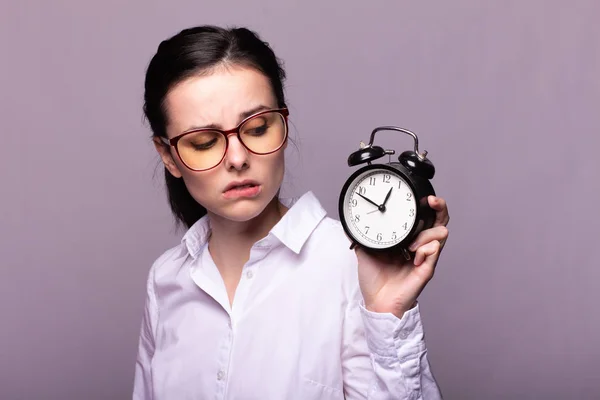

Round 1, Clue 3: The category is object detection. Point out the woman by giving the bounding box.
[134,25,449,400]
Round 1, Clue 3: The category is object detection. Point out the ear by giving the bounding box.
[153,137,183,178]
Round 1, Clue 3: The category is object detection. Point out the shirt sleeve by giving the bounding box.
[341,289,443,400]
[132,266,158,400]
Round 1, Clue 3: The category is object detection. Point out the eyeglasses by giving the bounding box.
[161,108,289,171]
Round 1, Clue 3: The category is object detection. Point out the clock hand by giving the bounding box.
[356,192,380,208]
[381,187,393,207]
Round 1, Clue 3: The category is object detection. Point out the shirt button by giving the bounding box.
[399,331,408,340]
[217,370,225,380]
[246,270,254,279]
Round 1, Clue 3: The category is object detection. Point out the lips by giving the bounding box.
[222,180,262,199]
[223,180,260,192]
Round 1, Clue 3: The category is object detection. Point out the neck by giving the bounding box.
[207,196,288,270]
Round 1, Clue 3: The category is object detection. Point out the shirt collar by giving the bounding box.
[181,191,327,259]
[270,191,326,254]
[181,214,211,260]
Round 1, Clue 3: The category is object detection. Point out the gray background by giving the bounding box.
[1,1,599,399]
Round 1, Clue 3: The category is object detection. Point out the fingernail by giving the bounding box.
[409,242,418,251]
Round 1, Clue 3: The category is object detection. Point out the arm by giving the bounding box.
[133,267,158,400]
[343,195,449,398]
[342,291,442,400]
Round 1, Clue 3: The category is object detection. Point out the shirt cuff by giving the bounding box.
[359,301,425,360]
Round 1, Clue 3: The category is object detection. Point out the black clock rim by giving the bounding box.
[338,163,421,253]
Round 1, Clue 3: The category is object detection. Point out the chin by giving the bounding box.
[213,195,276,223]
[221,206,264,222]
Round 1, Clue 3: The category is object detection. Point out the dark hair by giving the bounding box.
[143,25,287,228]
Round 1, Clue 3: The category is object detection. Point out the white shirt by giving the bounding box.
[133,191,442,400]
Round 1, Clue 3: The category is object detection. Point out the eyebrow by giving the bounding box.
[181,105,273,133]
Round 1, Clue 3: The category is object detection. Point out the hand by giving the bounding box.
[355,195,449,319]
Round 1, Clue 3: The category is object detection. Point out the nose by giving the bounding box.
[223,134,249,171]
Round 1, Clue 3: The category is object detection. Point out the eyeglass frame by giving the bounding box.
[159,108,290,172]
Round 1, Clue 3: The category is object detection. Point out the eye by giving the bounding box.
[242,115,272,136]
[244,122,269,136]
[191,137,218,150]
[248,123,268,136]
[182,130,222,151]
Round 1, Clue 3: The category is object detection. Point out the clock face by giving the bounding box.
[342,167,417,249]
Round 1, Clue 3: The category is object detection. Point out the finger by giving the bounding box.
[408,225,449,252]
[428,195,449,226]
[413,240,441,267]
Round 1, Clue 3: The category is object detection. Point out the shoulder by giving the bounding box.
[301,215,360,288]
[311,216,352,247]
[294,213,365,307]
[308,216,356,263]
[145,243,188,288]
[290,191,356,265]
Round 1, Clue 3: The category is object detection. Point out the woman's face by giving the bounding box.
[155,65,286,222]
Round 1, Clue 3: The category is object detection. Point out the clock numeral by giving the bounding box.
[354,214,361,223]
[406,192,413,201]
[350,198,358,207]
[409,208,415,217]
[398,181,402,189]
[358,186,366,195]
[383,174,391,183]
[369,177,376,186]
[365,226,370,234]
[403,222,408,230]
[376,233,382,241]
[392,231,397,240]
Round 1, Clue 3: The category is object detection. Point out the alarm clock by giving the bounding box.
[338,126,437,259]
